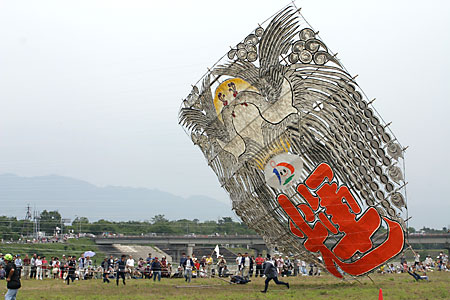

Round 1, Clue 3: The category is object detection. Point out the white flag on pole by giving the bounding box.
[214,244,220,258]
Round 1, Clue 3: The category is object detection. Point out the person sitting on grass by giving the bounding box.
[408,268,429,281]
[171,266,183,278]
[132,269,142,279]
[221,265,232,277]
[143,264,152,279]
[138,258,145,275]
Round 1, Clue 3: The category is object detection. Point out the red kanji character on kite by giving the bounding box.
[278,163,404,278]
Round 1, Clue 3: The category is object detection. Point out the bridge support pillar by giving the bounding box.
[249,245,268,256]
[268,247,277,257]
[187,243,195,257]
[444,243,450,256]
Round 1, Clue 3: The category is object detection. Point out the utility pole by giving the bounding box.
[20,204,33,238]
[25,204,32,221]
[33,208,40,240]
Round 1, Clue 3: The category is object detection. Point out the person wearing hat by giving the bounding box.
[4,254,21,300]
[151,257,162,282]
[217,255,226,277]
[261,254,289,293]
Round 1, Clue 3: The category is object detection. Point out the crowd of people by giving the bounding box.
[0,248,448,299]
[0,251,324,285]
[0,250,448,284]
[378,251,449,280]
[0,253,175,285]
[175,252,323,282]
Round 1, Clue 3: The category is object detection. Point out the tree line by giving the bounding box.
[0,211,256,240]
[0,210,448,240]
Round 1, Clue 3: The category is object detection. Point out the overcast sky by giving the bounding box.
[0,0,449,229]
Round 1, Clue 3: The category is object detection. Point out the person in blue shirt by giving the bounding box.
[179,253,187,269]
[151,257,162,281]
[13,255,22,279]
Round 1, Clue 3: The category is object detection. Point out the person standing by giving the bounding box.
[59,255,67,279]
[242,253,251,279]
[249,256,255,277]
[255,254,264,277]
[414,253,421,267]
[41,257,48,279]
[205,254,213,277]
[235,253,242,275]
[108,255,115,268]
[29,254,37,279]
[151,257,162,282]
[179,253,187,269]
[66,256,76,285]
[0,254,4,269]
[293,258,300,276]
[4,254,21,300]
[146,253,153,265]
[35,256,43,280]
[183,255,194,283]
[78,254,85,279]
[261,254,289,293]
[22,255,30,279]
[217,256,227,277]
[116,255,126,286]
[13,255,22,279]
[101,258,110,283]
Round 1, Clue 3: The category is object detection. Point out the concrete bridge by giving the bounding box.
[94,233,450,260]
[95,235,268,260]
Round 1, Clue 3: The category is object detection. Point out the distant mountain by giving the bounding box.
[0,173,233,222]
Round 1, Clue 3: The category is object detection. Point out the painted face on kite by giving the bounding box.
[180,5,407,278]
[272,162,294,186]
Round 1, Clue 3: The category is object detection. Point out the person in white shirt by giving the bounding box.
[78,254,85,279]
[301,260,307,275]
[414,253,421,267]
[242,253,251,279]
[276,256,284,275]
[126,255,135,279]
[35,256,43,280]
[183,255,194,283]
[235,253,242,274]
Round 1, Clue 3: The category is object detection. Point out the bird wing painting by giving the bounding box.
[179,5,407,278]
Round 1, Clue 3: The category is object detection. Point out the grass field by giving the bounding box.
[4,272,449,300]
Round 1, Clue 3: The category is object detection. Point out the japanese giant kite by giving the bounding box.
[179,5,407,278]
